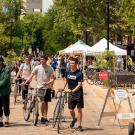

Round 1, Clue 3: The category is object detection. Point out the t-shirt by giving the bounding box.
[32,64,54,89]
[20,63,32,80]
[65,69,83,93]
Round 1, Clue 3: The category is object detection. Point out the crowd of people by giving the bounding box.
[0,52,134,131]
[0,54,84,131]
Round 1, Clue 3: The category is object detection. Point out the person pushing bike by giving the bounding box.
[62,57,84,131]
[24,55,55,124]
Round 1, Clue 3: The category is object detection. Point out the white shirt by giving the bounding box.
[32,64,54,89]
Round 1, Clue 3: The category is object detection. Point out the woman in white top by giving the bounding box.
[16,56,32,100]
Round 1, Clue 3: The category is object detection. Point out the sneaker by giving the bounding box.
[44,118,49,123]
[0,122,3,127]
[76,126,83,132]
[41,117,45,124]
[70,118,77,128]
[4,122,9,127]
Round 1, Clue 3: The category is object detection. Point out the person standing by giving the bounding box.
[24,55,55,124]
[128,56,133,71]
[0,56,11,127]
[62,57,84,131]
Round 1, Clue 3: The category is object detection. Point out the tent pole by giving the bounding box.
[126,55,127,71]
[82,52,86,74]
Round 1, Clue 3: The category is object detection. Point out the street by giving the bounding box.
[0,78,131,135]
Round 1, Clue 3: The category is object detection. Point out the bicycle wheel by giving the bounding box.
[57,105,64,134]
[86,77,93,85]
[23,99,31,121]
[14,84,18,104]
[128,122,134,135]
[52,99,61,128]
[32,100,39,126]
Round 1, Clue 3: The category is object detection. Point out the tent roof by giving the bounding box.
[59,44,73,54]
[59,40,91,54]
[87,38,127,56]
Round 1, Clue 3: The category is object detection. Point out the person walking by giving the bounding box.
[24,55,55,124]
[0,56,11,127]
[50,55,57,72]
[11,60,22,95]
[59,57,67,80]
[62,57,84,131]
[15,56,32,101]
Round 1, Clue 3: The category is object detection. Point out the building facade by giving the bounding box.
[24,0,53,13]
[25,0,42,13]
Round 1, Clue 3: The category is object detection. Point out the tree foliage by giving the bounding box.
[0,0,135,56]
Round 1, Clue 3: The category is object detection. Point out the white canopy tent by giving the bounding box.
[59,40,91,72]
[59,44,73,54]
[86,38,128,70]
[86,38,127,56]
[59,40,91,54]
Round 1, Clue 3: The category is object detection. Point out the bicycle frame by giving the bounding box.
[23,87,47,126]
[52,90,68,133]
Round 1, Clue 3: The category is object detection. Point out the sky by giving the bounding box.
[42,0,53,12]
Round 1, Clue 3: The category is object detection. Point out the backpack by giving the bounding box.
[22,63,32,70]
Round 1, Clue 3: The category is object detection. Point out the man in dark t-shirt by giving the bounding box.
[62,57,84,131]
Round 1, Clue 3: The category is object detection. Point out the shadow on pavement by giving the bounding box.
[9,122,32,127]
[82,127,104,131]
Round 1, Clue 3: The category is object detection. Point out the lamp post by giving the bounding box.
[106,0,110,50]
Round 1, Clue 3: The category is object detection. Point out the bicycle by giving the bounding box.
[14,78,23,104]
[23,87,47,126]
[52,89,68,134]
[10,76,15,90]
[85,67,94,84]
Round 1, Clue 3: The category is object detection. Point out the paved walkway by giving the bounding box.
[0,78,133,135]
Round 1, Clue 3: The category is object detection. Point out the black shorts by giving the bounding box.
[68,93,84,109]
[40,89,52,102]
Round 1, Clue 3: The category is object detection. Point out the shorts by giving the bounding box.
[38,88,52,102]
[68,93,84,109]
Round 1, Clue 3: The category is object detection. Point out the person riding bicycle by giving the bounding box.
[62,57,84,131]
[24,55,55,124]
[15,56,32,101]
[0,56,11,127]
